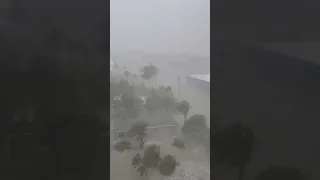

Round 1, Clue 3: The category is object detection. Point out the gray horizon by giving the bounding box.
[110,0,210,57]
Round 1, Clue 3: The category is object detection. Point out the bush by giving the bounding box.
[143,144,161,168]
[113,141,132,152]
[157,155,179,176]
[128,121,148,138]
[172,138,185,149]
[182,114,208,135]
[145,91,162,112]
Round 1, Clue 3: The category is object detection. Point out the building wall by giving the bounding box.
[186,77,210,94]
[212,46,320,179]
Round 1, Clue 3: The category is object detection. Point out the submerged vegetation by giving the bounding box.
[171,138,185,149]
[111,65,209,179]
[114,141,132,152]
[111,63,307,180]
[131,144,179,177]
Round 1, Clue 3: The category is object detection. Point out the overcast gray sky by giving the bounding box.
[110,0,210,57]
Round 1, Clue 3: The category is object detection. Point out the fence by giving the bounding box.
[163,171,199,180]
[114,125,175,141]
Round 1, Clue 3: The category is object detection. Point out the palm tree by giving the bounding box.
[140,66,153,87]
[143,144,162,168]
[149,64,158,88]
[124,70,131,80]
[132,153,143,168]
[131,145,179,178]
[140,64,158,88]
[177,100,191,121]
[128,122,148,148]
[132,153,148,176]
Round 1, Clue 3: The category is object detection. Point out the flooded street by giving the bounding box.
[110,138,210,180]
[112,56,210,126]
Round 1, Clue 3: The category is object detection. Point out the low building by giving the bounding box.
[186,74,210,93]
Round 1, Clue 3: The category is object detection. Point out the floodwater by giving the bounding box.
[110,137,210,180]
[110,53,210,180]
[111,54,210,126]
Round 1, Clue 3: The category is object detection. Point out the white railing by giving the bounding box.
[114,125,175,140]
[163,174,198,180]
[163,170,201,180]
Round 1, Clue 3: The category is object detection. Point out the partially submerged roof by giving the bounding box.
[256,42,320,66]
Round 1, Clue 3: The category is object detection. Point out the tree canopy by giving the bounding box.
[143,144,162,168]
[128,121,148,138]
[177,100,191,120]
[158,155,179,176]
[113,141,132,152]
[181,114,208,136]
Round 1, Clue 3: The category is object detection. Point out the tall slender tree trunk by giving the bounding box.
[177,76,180,95]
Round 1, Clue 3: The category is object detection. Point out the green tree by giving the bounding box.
[132,153,148,176]
[143,144,162,168]
[131,144,179,177]
[149,64,158,87]
[158,155,179,176]
[182,114,208,138]
[132,153,143,168]
[140,66,153,87]
[136,163,148,176]
[128,122,148,148]
[120,96,140,118]
[177,100,191,121]
[128,122,148,137]
[155,86,176,112]
[165,86,172,92]
[118,86,141,118]
[140,64,158,88]
[145,90,162,113]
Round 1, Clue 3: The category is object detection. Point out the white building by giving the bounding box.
[186,73,210,93]
[110,58,114,71]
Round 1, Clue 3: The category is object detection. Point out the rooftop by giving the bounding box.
[187,74,210,83]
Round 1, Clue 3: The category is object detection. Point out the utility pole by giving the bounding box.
[177,75,180,95]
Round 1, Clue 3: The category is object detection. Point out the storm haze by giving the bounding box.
[110,0,210,56]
